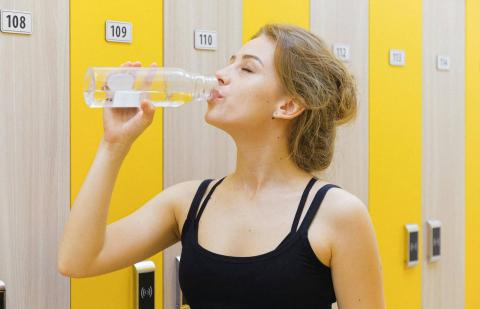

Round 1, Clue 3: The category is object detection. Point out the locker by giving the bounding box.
[70,0,163,308]
[0,0,70,308]
[369,0,423,308]
[465,0,480,308]
[422,0,465,308]
[162,1,242,307]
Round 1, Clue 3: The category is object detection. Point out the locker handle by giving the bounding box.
[0,280,5,309]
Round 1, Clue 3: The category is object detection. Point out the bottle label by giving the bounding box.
[112,91,141,107]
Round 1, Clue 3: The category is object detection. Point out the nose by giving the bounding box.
[215,67,229,85]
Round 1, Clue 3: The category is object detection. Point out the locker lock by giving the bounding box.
[0,280,5,309]
[427,220,441,262]
[134,261,155,309]
[405,224,419,267]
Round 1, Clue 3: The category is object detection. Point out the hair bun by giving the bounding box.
[334,72,358,126]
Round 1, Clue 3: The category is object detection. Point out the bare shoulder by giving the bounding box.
[318,185,373,249]
[307,183,370,267]
[320,185,370,227]
[319,185,385,308]
[164,179,204,207]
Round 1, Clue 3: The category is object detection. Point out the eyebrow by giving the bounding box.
[229,54,264,67]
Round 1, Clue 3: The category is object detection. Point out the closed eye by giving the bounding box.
[242,68,253,73]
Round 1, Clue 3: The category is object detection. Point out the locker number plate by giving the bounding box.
[389,49,406,66]
[0,10,32,34]
[106,20,132,43]
[332,44,350,62]
[436,55,450,71]
[194,30,217,50]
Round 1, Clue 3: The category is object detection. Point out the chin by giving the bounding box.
[204,109,240,136]
[205,109,227,129]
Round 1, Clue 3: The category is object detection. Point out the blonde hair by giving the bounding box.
[252,24,358,173]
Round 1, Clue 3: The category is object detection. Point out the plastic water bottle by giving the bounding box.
[84,67,218,108]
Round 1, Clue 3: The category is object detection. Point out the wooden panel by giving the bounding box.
[0,0,70,308]
[422,1,465,308]
[162,1,242,308]
[465,0,480,308]
[242,0,310,43]
[310,0,369,207]
[310,3,368,308]
[70,1,163,308]
[369,0,423,308]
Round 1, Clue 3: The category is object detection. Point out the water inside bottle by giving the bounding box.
[84,68,215,108]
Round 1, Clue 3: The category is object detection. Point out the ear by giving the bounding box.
[274,98,306,120]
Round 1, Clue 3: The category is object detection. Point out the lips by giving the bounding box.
[209,88,224,101]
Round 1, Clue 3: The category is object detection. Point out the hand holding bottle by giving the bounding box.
[102,61,156,149]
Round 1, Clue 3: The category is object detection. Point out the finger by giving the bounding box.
[142,64,157,91]
[121,61,132,67]
[133,61,142,67]
[140,100,155,117]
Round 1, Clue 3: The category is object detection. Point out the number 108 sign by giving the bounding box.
[1,10,32,34]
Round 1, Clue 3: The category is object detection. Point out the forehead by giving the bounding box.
[237,35,276,66]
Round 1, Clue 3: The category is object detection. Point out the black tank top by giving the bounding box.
[179,176,340,309]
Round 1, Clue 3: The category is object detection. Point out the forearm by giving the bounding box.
[58,138,130,275]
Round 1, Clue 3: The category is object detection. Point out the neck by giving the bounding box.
[227,129,312,198]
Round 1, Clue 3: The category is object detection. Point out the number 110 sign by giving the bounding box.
[194,30,217,51]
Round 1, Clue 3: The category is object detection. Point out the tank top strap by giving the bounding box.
[185,179,214,225]
[181,179,215,243]
[194,176,226,223]
[290,177,319,233]
[297,183,341,236]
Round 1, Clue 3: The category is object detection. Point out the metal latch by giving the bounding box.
[0,280,5,309]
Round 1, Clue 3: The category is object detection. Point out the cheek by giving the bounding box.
[205,86,276,126]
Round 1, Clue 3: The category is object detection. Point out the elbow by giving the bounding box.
[57,257,90,278]
[57,263,72,277]
[57,259,78,278]
[57,262,89,278]
[57,245,91,278]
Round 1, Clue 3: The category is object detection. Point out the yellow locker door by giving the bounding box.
[369,0,423,308]
[465,0,480,308]
[70,1,163,308]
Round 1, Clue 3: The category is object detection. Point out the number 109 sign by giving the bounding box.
[105,20,132,43]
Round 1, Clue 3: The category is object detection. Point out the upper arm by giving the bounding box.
[80,180,201,278]
[329,196,386,309]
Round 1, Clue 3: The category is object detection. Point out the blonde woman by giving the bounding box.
[59,24,385,308]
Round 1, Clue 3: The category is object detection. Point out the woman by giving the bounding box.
[58,24,385,308]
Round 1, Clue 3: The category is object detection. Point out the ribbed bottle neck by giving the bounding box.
[192,74,218,101]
